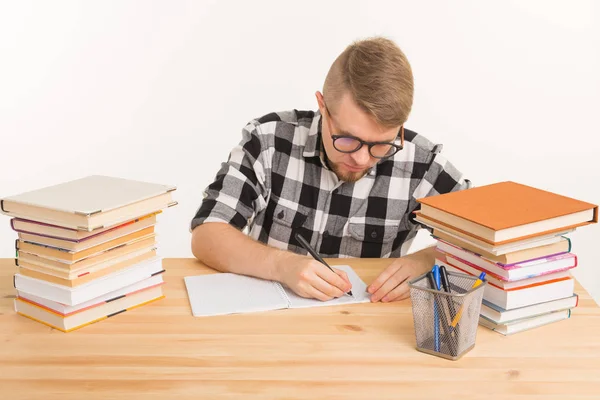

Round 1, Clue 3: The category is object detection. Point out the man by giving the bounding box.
[190,37,469,303]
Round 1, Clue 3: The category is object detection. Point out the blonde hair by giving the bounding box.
[323,37,414,128]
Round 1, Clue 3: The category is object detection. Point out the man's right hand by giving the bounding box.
[192,224,352,302]
[279,257,353,301]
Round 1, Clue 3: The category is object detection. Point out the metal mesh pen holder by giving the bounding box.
[408,271,486,361]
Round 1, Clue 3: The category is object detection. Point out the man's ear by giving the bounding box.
[315,91,326,112]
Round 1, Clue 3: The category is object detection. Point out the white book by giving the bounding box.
[479,309,571,335]
[443,262,575,310]
[16,274,165,315]
[184,265,371,317]
[1,175,177,230]
[15,285,164,332]
[14,256,164,306]
[482,276,574,310]
[481,294,578,324]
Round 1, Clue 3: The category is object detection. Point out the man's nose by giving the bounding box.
[350,145,372,166]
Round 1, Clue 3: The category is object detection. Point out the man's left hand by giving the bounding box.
[367,247,436,302]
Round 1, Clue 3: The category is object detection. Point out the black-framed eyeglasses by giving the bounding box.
[331,134,404,159]
[321,100,404,159]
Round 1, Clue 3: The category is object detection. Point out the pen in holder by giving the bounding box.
[408,268,486,361]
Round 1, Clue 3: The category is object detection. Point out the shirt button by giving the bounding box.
[370,231,378,239]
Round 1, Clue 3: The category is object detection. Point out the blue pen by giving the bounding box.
[433,264,441,290]
[426,271,439,352]
[432,265,441,352]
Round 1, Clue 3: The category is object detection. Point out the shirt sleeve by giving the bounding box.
[190,122,271,232]
[408,149,471,231]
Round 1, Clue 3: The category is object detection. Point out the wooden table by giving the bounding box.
[1,258,599,400]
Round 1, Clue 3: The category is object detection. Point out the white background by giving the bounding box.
[1,1,598,303]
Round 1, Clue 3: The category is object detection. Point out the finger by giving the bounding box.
[314,264,351,292]
[367,263,400,294]
[296,263,343,298]
[300,281,334,301]
[310,273,345,298]
[371,270,409,303]
[380,281,410,302]
[334,270,352,288]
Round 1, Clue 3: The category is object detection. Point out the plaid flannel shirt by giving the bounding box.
[191,110,470,258]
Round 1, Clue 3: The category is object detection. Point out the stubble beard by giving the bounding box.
[330,161,369,183]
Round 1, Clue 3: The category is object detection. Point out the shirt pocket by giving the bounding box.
[344,217,402,258]
[266,198,312,250]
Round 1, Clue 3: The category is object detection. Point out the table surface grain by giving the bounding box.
[1,257,599,400]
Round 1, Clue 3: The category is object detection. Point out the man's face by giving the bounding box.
[317,91,401,182]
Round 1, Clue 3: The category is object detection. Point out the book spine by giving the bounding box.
[564,236,572,252]
[17,230,80,243]
[507,252,575,269]
[13,217,79,230]
[499,251,570,267]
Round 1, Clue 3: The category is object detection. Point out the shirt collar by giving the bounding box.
[302,110,322,159]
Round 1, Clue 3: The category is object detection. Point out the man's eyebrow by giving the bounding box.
[336,129,399,143]
[336,130,358,138]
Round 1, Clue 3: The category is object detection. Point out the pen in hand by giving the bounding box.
[294,233,353,297]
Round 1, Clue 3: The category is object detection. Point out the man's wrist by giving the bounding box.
[405,245,436,269]
[265,248,301,283]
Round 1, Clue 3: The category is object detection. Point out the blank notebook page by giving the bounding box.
[184,273,288,316]
[284,265,371,309]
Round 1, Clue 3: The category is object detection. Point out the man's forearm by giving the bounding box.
[191,222,298,282]
[406,245,437,268]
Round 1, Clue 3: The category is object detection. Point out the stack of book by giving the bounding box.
[0,175,177,332]
[414,181,597,335]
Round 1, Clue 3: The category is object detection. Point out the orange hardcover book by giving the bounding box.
[18,249,157,287]
[16,226,155,263]
[17,235,156,271]
[416,181,597,245]
[14,212,158,251]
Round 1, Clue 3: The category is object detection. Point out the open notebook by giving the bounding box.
[184,265,371,316]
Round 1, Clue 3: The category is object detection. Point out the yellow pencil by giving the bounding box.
[450,272,486,328]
